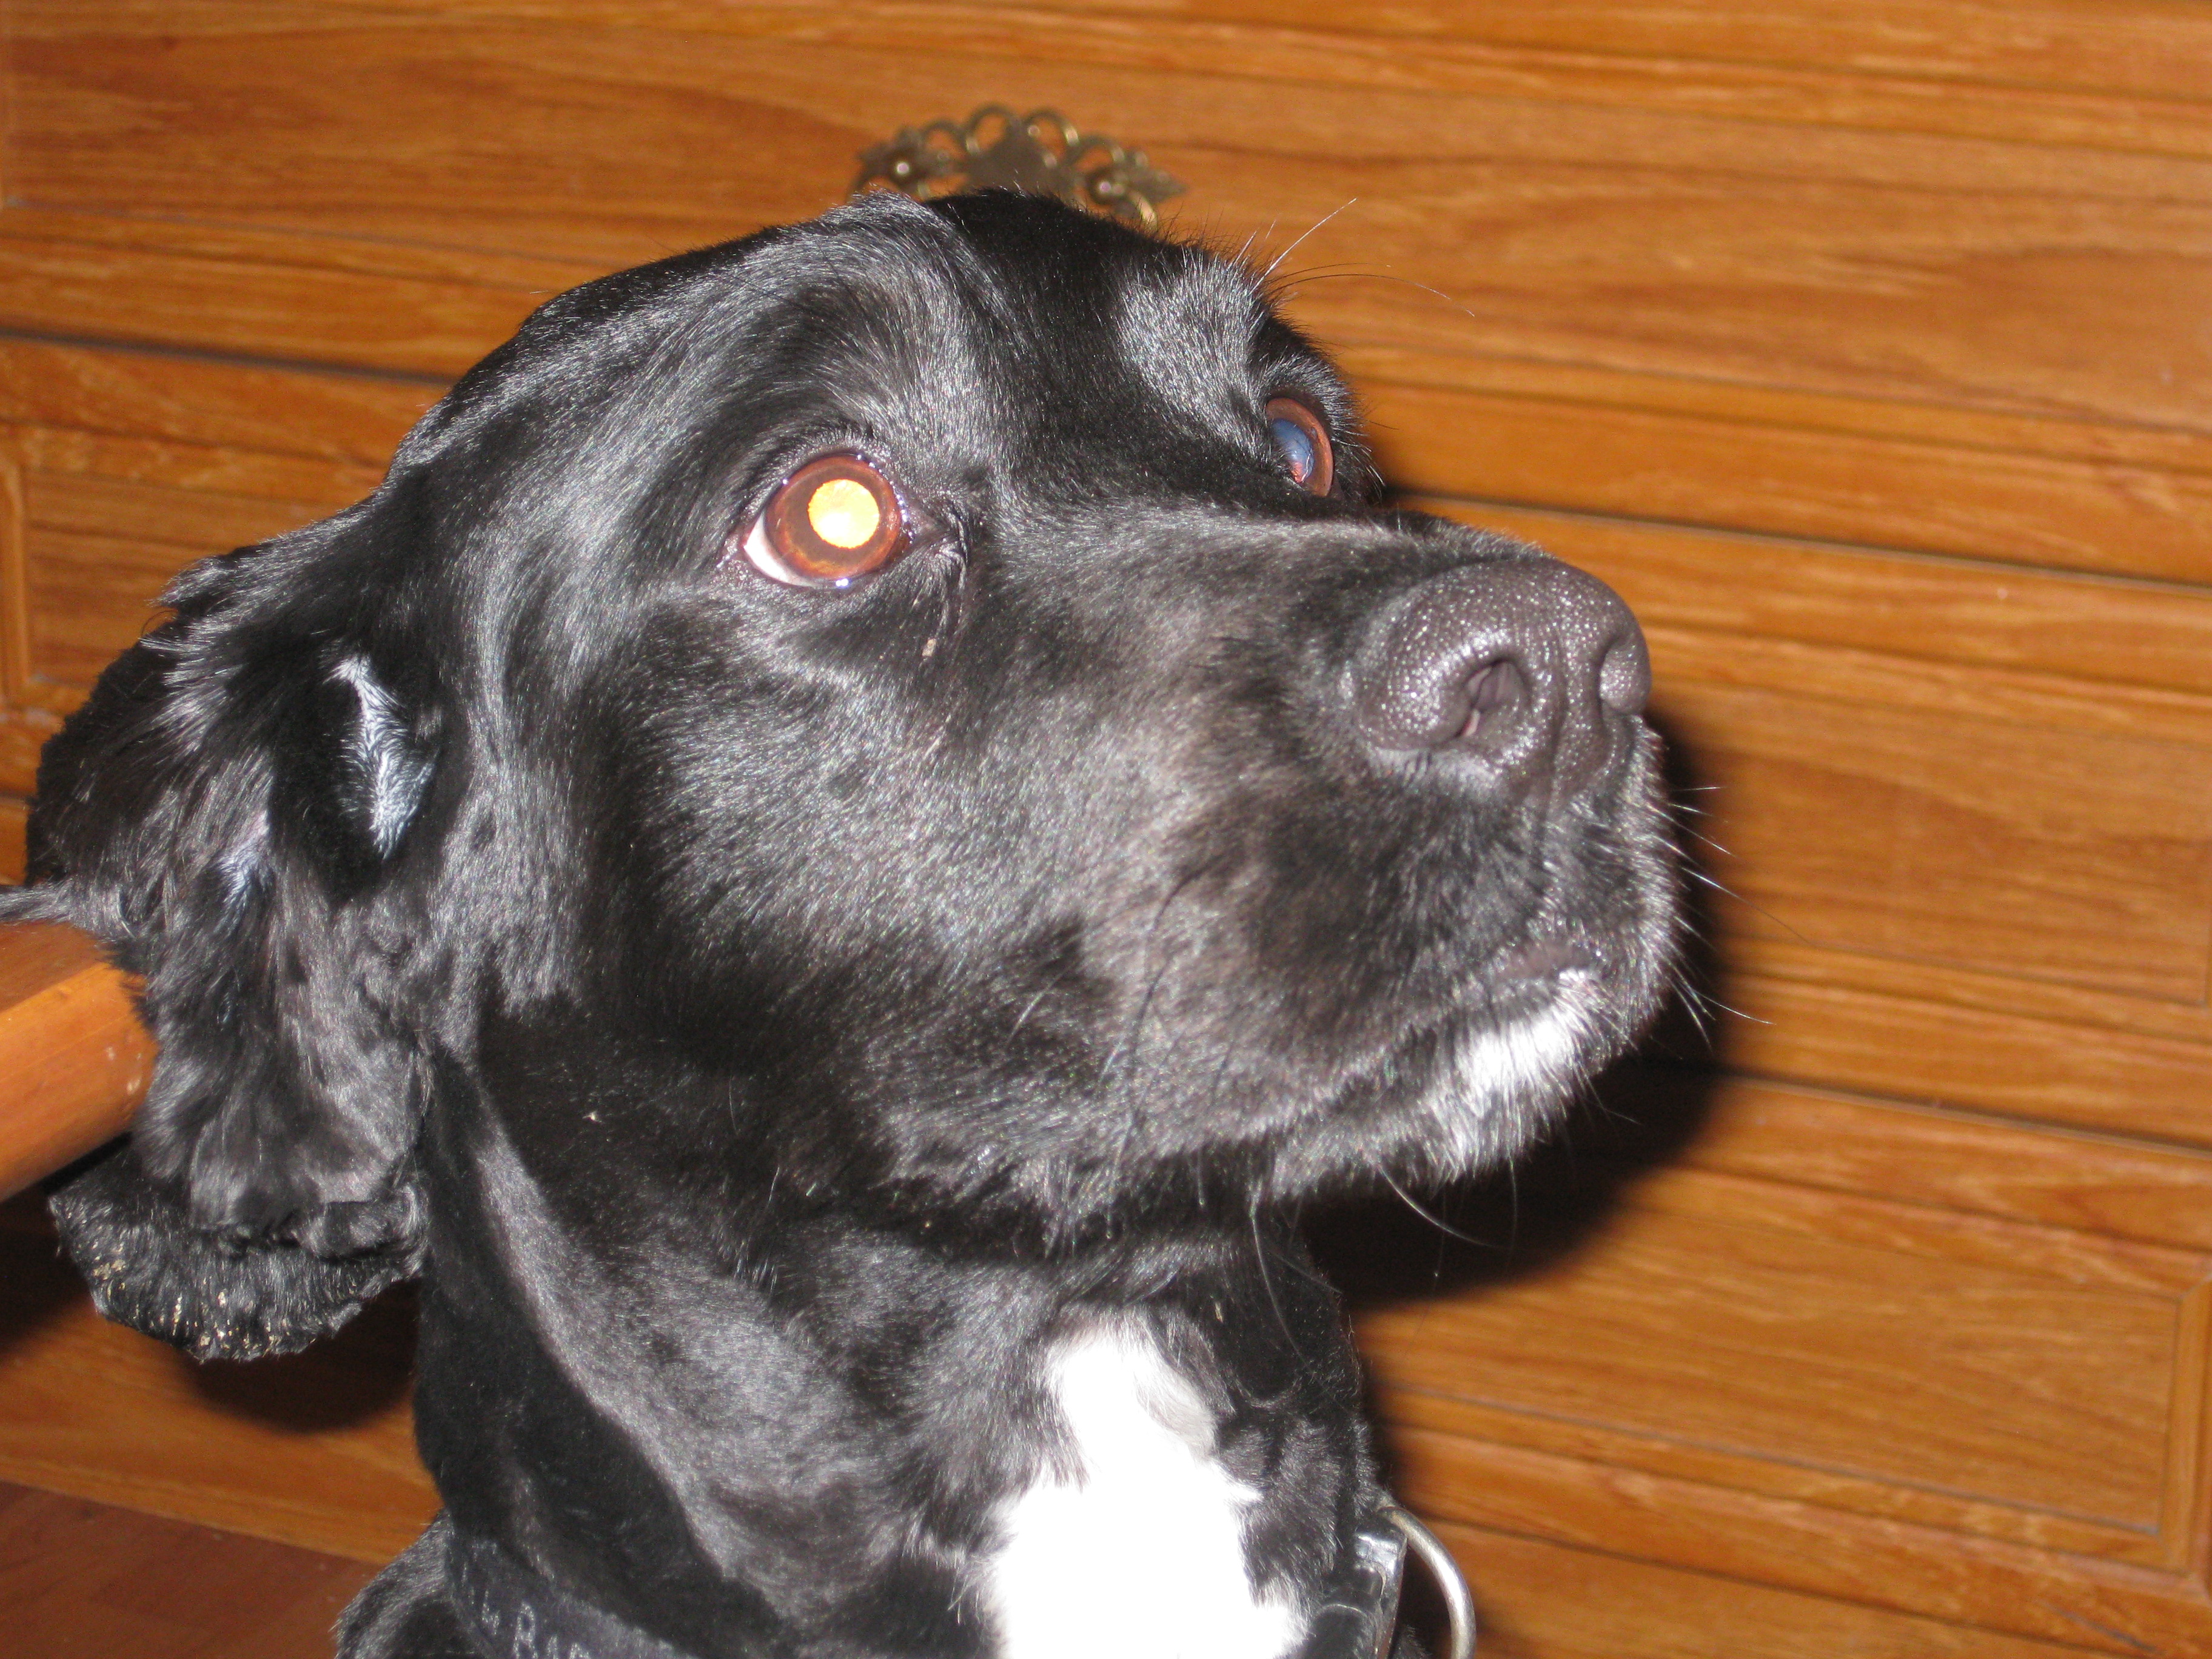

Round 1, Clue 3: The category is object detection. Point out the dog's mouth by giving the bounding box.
[1432,892,1629,1021]
[1339,911,1663,1174]
[1487,936,1596,991]
[1495,937,1601,987]
[1450,931,1614,1064]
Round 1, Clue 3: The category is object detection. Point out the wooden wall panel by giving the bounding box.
[0,4,2207,1652]
[0,802,26,884]
[4,7,2212,444]
[0,8,2202,572]
[1370,379,2212,584]
[1395,1429,2212,1652]
[0,341,427,805]
[1375,1189,2183,1541]
[1432,501,2212,697]
[0,338,440,467]
[22,466,355,689]
[4,2,2207,600]
[1329,1073,2212,1649]
[1441,1523,2106,1659]
[0,211,571,380]
[1678,1079,2212,1251]
[1667,680,2211,997]
[1721,959,2212,1145]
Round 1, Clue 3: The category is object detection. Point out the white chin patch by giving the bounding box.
[1424,998,1594,1166]
[982,1326,1305,1659]
[1456,1003,1587,1098]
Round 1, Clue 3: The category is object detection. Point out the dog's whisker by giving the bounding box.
[1256,263,1500,337]
[1257,260,1382,298]
[1668,976,1715,1044]
[1681,826,1738,859]
[1663,970,1760,1034]
[1378,1168,1493,1250]
[1259,198,1359,281]
[1677,864,1815,947]
[1246,1195,1305,1361]
[1696,990,1766,1025]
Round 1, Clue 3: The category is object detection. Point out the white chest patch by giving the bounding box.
[982,1327,1305,1659]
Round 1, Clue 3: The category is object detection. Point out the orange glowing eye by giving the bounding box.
[1265,397,1334,497]
[739,455,908,587]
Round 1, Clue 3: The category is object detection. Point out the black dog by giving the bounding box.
[8,190,1676,1659]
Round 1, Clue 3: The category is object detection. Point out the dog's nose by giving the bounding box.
[1351,555,1649,793]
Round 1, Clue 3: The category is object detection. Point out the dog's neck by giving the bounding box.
[409,1104,1382,1659]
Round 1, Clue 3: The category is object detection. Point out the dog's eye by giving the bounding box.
[1265,397,1333,496]
[738,455,909,587]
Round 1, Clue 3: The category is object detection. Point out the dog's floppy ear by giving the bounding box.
[4,504,442,1359]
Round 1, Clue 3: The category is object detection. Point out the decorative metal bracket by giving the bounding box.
[854,106,1183,230]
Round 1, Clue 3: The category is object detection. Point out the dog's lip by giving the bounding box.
[1487,937,1596,987]
[1410,937,1598,1041]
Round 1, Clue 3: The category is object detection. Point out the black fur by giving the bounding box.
[10,192,1677,1657]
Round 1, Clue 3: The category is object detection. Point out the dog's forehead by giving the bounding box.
[1109,253,1275,430]
[724,193,1282,424]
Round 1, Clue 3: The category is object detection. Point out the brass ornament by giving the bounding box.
[854,106,1183,230]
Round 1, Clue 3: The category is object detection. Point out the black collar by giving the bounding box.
[1302,1510,1409,1659]
[446,1507,1455,1659]
[445,1529,693,1659]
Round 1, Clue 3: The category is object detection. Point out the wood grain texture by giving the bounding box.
[1395,1436,2212,1653]
[1436,1521,2108,1659]
[1358,1178,2187,1544]
[0,1481,378,1659]
[1663,675,2212,1000]
[8,4,2212,440]
[1377,383,2212,585]
[1324,1061,2212,1643]
[42,0,2212,126]
[1423,500,2212,698]
[0,800,25,883]
[1228,0,2212,102]
[0,341,429,791]
[0,338,435,465]
[1720,965,2212,1144]
[0,211,561,380]
[1675,1077,2212,1252]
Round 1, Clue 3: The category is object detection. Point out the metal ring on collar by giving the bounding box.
[1382,1504,1478,1659]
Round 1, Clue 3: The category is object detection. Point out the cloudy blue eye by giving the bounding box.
[1270,415,1317,479]
[1265,397,1333,495]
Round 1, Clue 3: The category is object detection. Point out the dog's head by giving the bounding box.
[15,191,1675,1357]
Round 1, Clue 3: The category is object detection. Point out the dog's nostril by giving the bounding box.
[1597,629,1651,719]
[1456,660,1522,742]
